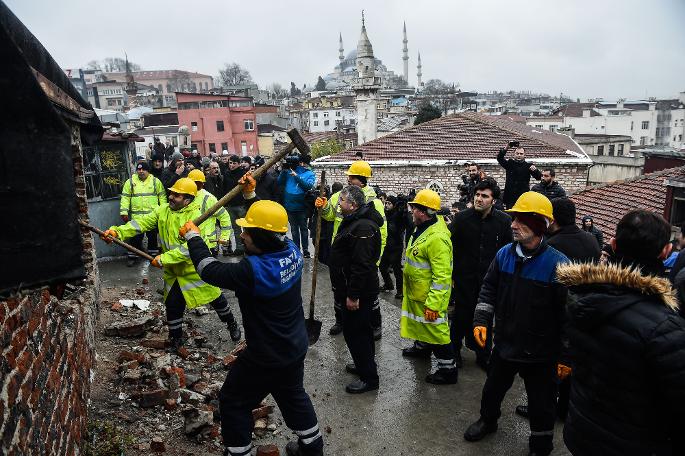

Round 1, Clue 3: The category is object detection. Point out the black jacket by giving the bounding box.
[256,171,278,201]
[328,202,383,301]
[531,180,566,200]
[385,206,407,252]
[474,239,569,363]
[547,225,600,263]
[223,167,246,207]
[581,216,604,248]
[558,261,685,456]
[160,161,186,195]
[497,148,542,208]
[205,174,225,199]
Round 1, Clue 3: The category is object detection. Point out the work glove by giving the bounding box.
[179,220,201,240]
[151,255,163,268]
[315,197,327,209]
[100,229,118,244]
[121,215,129,223]
[557,363,572,381]
[423,308,439,322]
[473,326,487,349]
[238,171,256,195]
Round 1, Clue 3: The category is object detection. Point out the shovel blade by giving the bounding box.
[305,318,322,345]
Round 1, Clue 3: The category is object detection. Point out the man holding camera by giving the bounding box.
[497,141,542,209]
[278,154,316,258]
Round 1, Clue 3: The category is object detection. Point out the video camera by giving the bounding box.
[283,153,301,170]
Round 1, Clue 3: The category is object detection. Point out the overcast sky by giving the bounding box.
[6,0,685,101]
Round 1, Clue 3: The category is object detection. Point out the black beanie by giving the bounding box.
[136,161,151,171]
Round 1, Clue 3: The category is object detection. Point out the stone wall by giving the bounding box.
[314,162,591,204]
[0,123,98,456]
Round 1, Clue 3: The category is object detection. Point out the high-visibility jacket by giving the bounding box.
[322,185,387,257]
[120,174,166,220]
[111,200,221,308]
[400,217,453,345]
[196,188,232,249]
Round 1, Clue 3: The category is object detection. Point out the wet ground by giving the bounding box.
[98,254,570,456]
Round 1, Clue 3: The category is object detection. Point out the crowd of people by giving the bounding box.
[102,141,685,456]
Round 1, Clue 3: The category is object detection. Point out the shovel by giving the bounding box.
[305,170,326,345]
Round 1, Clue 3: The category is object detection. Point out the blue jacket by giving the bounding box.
[474,239,569,363]
[278,166,316,212]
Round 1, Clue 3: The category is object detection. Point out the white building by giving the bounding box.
[308,107,357,133]
[354,13,381,145]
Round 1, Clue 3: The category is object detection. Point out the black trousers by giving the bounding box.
[413,341,458,373]
[128,229,159,257]
[334,296,382,331]
[480,349,557,454]
[342,295,379,384]
[379,246,403,290]
[164,281,235,339]
[450,304,492,362]
[220,357,323,456]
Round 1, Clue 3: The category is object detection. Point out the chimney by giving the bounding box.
[582,108,592,118]
[617,98,625,110]
[679,91,685,105]
[648,101,656,111]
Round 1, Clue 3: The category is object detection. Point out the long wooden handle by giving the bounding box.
[192,128,310,226]
[308,170,326,319]
[79,220,155,261]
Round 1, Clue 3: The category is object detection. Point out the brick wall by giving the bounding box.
[0,123,98,456]
[313,162,591,204]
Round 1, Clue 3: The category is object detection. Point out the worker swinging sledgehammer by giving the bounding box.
[101,176,242,351]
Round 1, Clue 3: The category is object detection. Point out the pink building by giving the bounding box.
[176,92,259,156]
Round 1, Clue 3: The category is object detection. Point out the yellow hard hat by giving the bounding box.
[167,177,197,196]
[236,200,288,233]
[188,169,206,183]
[409,189,441,211]
[506,191,554,221]
[346,160,372,178]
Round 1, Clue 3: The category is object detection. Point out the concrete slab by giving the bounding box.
[99,256,570,455]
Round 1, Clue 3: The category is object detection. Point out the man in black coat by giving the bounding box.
[224,155,247,255]
[449,178,511,370]
[328,185,383,394]
[160,152,187,196]
[497,143,542,209]
[557,209,685,456]
[581,215,603,249]
[379,195,407,299]
[531,169,566,200]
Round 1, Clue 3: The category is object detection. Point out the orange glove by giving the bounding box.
[557,363,572,380]
[424,308,439,322]
[238,171,256,194]
[121,215,129,223]
[315,197,327,209]
[474,326,487,349]
[179,220,201,238]
[151,255,163,268]
[100,229,118,244]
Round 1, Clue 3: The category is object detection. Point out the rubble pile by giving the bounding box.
[94,285,283,453]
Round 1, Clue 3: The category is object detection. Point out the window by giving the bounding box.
[241,141,247,154]
[158,84,162,92]
[640,137,647,145]
[630,121,634,131]
[244,119,254,131]
[323,112,329,118]
[618,144,624,156]
[216,120,224,132]
[426,180,444,196]
[642,121,649,129]
[324,120,330,126]
[83,144,130,201]
[597,145,604,155]
[209,143,216,153]
[191,143,198,151]
[313,112,318,118]
[313,121,319,126]
[336,111,341,117]
[549,125,556,132]
[221,142,228,152]
[191,122,198,132]
[535,125,543,129]
[609,145,615,156]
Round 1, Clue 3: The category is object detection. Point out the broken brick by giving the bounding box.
[133,389,169,408]
[150,437,165,452]
[206,353,220,365]
[141,338,169,350]
[103,316,154,338]
[223,354,237,368]
[177,347,190,359]
[164,399,177,411]
[252,405,274,420]
[117,351,145,364]
[111,302,124,312]
[256,445,280,456]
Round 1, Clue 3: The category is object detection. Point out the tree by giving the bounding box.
[315,76,326,91]
[290,82,302,97]
[217,62,253,87]
[168,71,192,93]
[310,138,344,159]
[267,83,288,99]
[85,57,141,72]
[414,100,442,125]
[421,78,461,114]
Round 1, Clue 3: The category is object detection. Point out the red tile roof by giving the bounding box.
[570,166,685,236]
[316,111,588,163]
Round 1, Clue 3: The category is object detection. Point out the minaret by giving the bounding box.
[402,22,409,84]
[338,33,344,69]
[417,51,423,88]
[355,11,380,144]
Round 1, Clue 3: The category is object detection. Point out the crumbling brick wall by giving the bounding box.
[0,123,98,455]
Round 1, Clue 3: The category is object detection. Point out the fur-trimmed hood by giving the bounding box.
[557,262,678,311]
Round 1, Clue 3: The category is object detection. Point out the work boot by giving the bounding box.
[329,307,343,335]
[380,283,394,292]
[126,257,136,267]
[166,336,187,354]
[401,343,431,359]
[373,326,382,341]
[227,319,242,342]
[345,378,379,394]
[345,363,358,375]
[464,418,498,442]
[515,405,529,418]
[426,368,458,385]
[285,441,323,456]
[303,251,311,259]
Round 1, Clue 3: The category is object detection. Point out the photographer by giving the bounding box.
[497,141,542,209]
[278,153,316,257]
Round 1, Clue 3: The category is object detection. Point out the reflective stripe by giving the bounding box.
[180,280,206,291]
[301,431,322,445]
[531,430,554,436]
[201,194,210,213]
[121,193,132,197]
[197,257,218,276]
[401,310,446,325]
[129,219,142,234]
[406,258,430,269]
[130,209,152,214]
[476,303,494,313]
[295,424,320,436]
[167,318,184,325]
[215,306,231,316]
[226,443,252,455]
[129,192,157,197]
[431,282,450,290]
[217,207,227,216]
[184,232,201,241]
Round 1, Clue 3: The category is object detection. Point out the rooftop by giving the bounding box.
[315,111,590,164]
[570,166,685,236]
[104,70,212,81]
